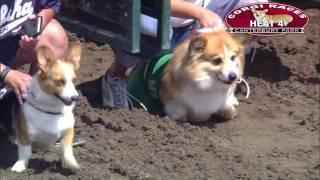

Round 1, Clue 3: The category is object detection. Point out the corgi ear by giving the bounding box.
[251,7,256,12]
[37,46,55,72]
[263,9,268,13]
[65,41,81,70]
[188,35,207,56]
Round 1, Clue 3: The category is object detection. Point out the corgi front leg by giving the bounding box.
[61,128,79,170]
[219,93,239,120]
[11,143,32,172]
[164,100,188,121]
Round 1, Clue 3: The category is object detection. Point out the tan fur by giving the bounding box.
[161,29,244,101]
[37,42,80,96]
[12,103,30,145]
[160,29,245,122]
[62,128,74,149]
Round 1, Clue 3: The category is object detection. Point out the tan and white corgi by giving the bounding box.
[0,42,82,172]
[160,28,245,123]
[251,8,293,26]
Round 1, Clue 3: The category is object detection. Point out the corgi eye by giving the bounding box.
[212,57,222,65]
[231,55,237,61]
[55,79,66,86]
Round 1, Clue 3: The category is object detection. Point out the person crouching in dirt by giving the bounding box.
[101,0,269,109]
[0,0,68,104]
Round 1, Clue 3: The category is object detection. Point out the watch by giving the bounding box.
[0,65,12,82]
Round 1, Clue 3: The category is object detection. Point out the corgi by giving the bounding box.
[0,41,82,172]
[160,28,245,123]
[127,28,247,123]
[251,8,293,26]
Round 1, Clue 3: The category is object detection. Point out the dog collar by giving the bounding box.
[26,92,63,115]
[25,100,63,115]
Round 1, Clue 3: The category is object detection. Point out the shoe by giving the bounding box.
[55,134,86,147]
[101,69,129,108]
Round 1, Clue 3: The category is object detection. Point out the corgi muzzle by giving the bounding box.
[54,94,79,106]
[217,72,238,85]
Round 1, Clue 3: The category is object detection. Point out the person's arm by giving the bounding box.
[38,8,56,29]
[0,63,32,104]
[37,0,61,28]
[170,0,223,27]
[20,1,60,49]
[171,0,205,19]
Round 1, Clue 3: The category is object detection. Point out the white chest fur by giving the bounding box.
[164,83,231,122]
[180,83,228,114]
[22,103,75,147]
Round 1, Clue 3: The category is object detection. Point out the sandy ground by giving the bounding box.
[0,6,319,180]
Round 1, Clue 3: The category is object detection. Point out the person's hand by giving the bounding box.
[197,9,224,28]
[19,35,37,49]
[19,15,38,49]
[3,70,32,104]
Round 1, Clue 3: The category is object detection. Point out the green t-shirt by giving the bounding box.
[127,51,173,113]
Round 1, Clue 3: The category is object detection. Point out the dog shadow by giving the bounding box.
[244,48,291,82]
[175,115,228,129]
[76,77,103,108]
[0,136,75,175]
[0,135,17,169]
[29,158,75,176]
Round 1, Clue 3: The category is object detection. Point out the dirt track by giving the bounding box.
[0,6,319,180]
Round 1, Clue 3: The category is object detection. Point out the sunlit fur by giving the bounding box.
[160,29,245,123]
[10,42,81,173]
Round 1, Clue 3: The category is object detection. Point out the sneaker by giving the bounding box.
[101,69,129,108]
[55,134,86,147]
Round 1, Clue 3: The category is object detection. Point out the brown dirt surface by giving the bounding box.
[1,6,320,180]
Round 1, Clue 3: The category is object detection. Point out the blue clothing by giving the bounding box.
[0,0,60,65]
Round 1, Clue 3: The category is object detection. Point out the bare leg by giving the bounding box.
[10,19,68,74]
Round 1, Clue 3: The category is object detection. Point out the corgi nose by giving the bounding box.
[228,72,237,81]
[71,95,80,102]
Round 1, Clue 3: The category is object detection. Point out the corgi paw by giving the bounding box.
[11,161,27,172]
[229,95,239,107]
[63,154,79,171]
[219,106,237,120]
[164,103,187,121]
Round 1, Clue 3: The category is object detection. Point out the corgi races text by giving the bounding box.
[4,42,82,172]
[160,29,245,123]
